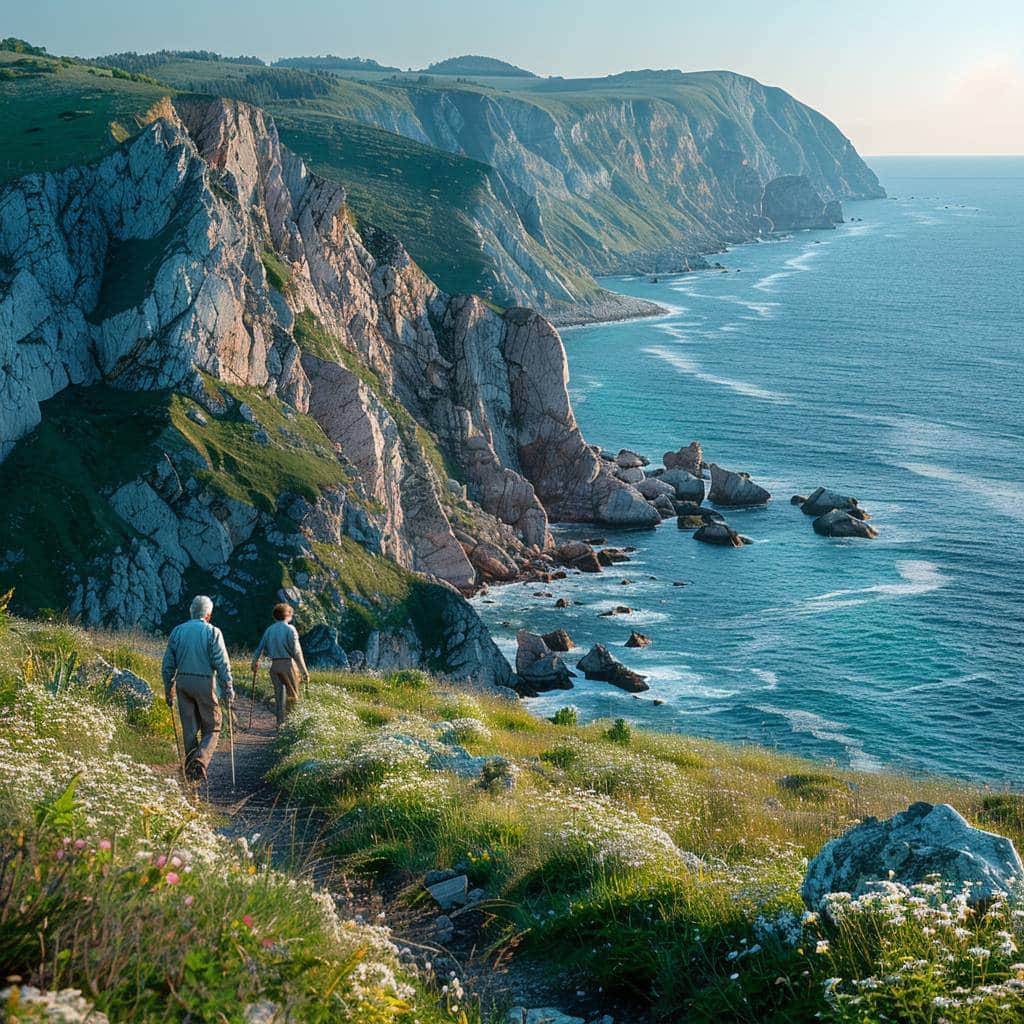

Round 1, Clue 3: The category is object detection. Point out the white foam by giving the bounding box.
[802,559,947,611]
[642,345,790,403]
[898,461,1024,522]
[784,247,826,271]
[754,704,882,771]
[750,668,778,689]
[752,271,791,293]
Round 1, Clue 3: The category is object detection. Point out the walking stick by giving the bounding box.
[169,694,186,782]
[248,666,258,730]
[227,701,236,791]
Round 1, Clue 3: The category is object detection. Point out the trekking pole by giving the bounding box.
[169,694,186,782]
[248,666,258,730]
[227,700,236,791]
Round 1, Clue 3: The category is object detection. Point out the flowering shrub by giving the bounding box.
[436,717,492,745]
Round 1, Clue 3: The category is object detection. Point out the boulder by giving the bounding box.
[694,522,750,547]
[598,605,632,617]
[301,625,350,670]
[515,630,574,695]
[541,629,575,652]
[555,540,602,573]
[554,597,570,609]
[651,494,677,518]
[791,495,807,506]
[812,509,879,539]
[659,468,706,502]
[625,631,651,648]
[664,441,703,476]
[636,477,676,501]
[613,466,645,485]
[676,515,705,530]
[106,666,154,711]
[597,547,631,566]
[802,802,1024,910]
[616,449,648,469]
[708,464,771,507]
[576,644,649,692]
[801,486,865,518]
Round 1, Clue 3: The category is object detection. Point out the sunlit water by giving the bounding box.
[472,157,1024,784]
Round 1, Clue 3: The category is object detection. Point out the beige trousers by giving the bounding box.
[175,673,221,777]
[270,658,301,726]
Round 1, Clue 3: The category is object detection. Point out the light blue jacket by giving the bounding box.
[252,621,308,674]
[162,618,234,702]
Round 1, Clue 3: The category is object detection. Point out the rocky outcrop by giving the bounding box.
[658,468,705,502]
[694,522,751,547]
[541,628,574,652]
[664,442,703,477]
[515,629,574,696]
[812,509,879,539]
[707,465,772,507]
[760,175,841,232]
[799,487,867,519]
[802,802,1024,910]
[576,644,648,692]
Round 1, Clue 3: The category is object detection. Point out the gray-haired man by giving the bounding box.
[162,595,235,783]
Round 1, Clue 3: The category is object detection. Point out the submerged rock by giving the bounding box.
[597,546,631,566]
[707,464,771,506]
[625,631,651,648]
[812,509,879,539]
[576,644,649,692]
[802,802,1024,910]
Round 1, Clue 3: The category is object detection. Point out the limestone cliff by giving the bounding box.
[0,97,654,680]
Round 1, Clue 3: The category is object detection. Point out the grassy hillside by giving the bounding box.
[0,612,469,1021]
[3,610,1023,1021]
[0,50,167,182]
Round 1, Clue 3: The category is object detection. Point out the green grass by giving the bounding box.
[260,247,293,292]
[270,667,1024,1022]
[0,616,480,1022]
[0,50,168,183]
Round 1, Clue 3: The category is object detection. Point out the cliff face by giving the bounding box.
[0,97,655,681]
[321,69,884,280]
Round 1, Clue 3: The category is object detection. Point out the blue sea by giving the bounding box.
[472,157,1024,785]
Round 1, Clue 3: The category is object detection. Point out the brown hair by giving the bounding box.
[272,603,292,621]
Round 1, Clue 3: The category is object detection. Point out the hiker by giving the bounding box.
[162,595,235,784]
[252,602,310,727]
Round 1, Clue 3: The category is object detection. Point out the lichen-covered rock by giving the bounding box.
[802,802,1024,910]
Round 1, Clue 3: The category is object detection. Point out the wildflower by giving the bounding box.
[816,940,831,954]
[74,838,86,850]
[242,914,254,928]
[184,895,194,906]
[165,872,180,885]
[98,839,112,850]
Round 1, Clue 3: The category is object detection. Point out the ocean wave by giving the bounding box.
[752,271,791,293]
[897,461,1024,522]
[750,668,778,689]
[784,247,826,271]
[801,559,948,611]
[753,703,882,771]
[641,345,790,403]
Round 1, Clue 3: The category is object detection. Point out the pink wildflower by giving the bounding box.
[74,839,86,850]
[55,849,65,860]
[155,855,167,868]
[184,895,194,907]
[242,914,254,928]
[170,855,182,868]
[261,937,274,949]
[98,839,112,851]
[165,872,180,886]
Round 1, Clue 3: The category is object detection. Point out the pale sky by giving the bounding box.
[7,0,1024,154]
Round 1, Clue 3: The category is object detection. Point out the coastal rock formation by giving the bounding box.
[799,487,868,519]
[0,96,666,682]
[760,175,843,232]
[625,631,651,648]
[694,522,751,547]
[707,465,772,506]
[515,629,574,695]
[659,469,706,502]
[812,509,879,539]
[576,644,649,692]
[664,442,703,477]
[540,629,574,652]
[802,802,1024,910]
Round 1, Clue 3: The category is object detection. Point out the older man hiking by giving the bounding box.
[252,602,310,727]
[162,595,235,784]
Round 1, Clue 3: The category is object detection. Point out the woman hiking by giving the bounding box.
[252,603,310,727]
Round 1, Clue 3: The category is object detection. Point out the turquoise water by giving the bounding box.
[473,157,1024,784]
